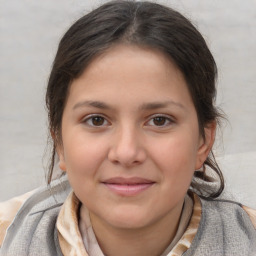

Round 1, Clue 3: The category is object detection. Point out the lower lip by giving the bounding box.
[103,183,154,196]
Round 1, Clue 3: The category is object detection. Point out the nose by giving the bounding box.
[108,125,147,167]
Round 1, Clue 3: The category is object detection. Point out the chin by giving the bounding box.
[110,217,149,230]
[105,207,153,230]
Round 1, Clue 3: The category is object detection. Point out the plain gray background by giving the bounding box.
[0,0,255,205]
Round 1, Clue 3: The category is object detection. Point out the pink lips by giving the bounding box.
[102,177,155,196]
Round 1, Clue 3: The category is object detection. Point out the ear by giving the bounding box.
[51,130,67,172]
[57,145,67,172]
[195,121,216,170]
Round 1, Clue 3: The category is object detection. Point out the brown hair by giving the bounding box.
[46,0,224,198]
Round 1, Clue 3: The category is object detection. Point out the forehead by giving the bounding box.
[66,44,194,111]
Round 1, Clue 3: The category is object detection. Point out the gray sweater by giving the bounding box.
[1,177,256,256]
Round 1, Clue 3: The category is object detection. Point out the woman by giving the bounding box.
[1,1,255,255]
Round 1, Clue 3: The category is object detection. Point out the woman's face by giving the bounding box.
[58,44,213,230]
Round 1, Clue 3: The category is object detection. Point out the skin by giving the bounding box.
[57,44,215,256]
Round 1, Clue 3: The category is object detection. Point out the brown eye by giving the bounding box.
[153,116,167,126]
[146,115,173,128]
[91,116,105,126]
[84,115,108,127]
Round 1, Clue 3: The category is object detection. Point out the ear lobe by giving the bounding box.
[195,121,216,170]
[51,130,67,172]
[58,152,67,171]
[56,145,67,171]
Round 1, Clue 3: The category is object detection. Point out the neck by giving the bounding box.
[84,202,184,256]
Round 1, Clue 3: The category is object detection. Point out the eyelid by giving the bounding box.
[145,114,175,127]
[82,114,111,127]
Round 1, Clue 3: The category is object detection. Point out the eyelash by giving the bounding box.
[82,114,175,128]
[145,114,174,128]
[82,114,110,127]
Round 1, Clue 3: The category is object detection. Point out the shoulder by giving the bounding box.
[185,196,256,255]
[198,197,256,242]
[200,197,256,228]
[0,177,71,249]
[242,205,256,229]
[0,191,35,246]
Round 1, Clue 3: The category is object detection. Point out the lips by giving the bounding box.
[102,177,155,196]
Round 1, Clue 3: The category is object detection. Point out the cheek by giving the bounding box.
[62,134,109,204]
[149,132,198,184]
[62,133,108,178]
[153,136,198,165]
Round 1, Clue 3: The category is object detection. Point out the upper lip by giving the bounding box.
[102,177,155,185]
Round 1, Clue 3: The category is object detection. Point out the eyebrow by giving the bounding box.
[73,100,185,111]
[73,100,112,110]
[139,101,185,110]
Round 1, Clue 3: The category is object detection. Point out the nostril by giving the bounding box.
[112,159,120,165]
[108,148,146,167]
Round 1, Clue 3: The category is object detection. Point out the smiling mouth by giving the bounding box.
[102,177,155,196]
